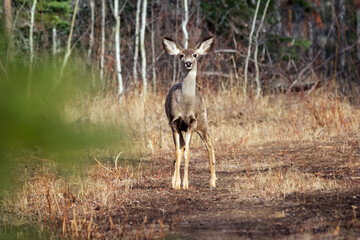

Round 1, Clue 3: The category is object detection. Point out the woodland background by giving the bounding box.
[2,0,360,98]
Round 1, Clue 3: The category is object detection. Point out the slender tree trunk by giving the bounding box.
[320,0,328,75]
[308,10,314,62]
[140,0,148,98]
[275,0,282,34]
[3,0,13,61]
[244,0,261,95]
[28,0,37,97]
[29,0,37,65]
[3,0,12,40]
[100,0,106,86]
[151,0,156,93]
[114,0,123,100]
[182,0,189,48]
[88,0,95,59]
[52,27,57,56]
[357,7,360,61]
[172,0,179,84]
[254,0,270,99]
[338,0,345,72]
[133,0,141,84]
[196,0,200,27]
[59,0,80,83]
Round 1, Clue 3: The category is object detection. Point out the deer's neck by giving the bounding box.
[180,67,197,99]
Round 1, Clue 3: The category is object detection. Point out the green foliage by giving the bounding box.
[200,0,276,36]
[0,55,126,192]
[267,35,312,61]
[38,0,72,31]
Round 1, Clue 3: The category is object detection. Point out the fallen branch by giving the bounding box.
[94,157,118,177]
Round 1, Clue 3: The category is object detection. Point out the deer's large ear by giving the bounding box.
[162,37,182,55]
[194,36,215,56]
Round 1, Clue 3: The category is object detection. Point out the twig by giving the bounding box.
[94,157,118,176]
[115,151,123,169]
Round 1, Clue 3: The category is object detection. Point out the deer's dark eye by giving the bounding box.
[179,54,184,59]
[193,54,198,58]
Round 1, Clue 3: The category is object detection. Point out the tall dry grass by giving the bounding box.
[68,86,360,154]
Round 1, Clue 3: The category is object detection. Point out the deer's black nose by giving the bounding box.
[185,62,192,68]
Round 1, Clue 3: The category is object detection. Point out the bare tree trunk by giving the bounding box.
[308,13,314,62]
[88,0,95,59]
[3,0,12,40]
[172,0,179,84]
[28,0,37,97]
[59,0,80,83]
[100,0,106,86]
[182,0,189,48]
[114,0,123,100]
[357,7,360,61]
[320,0,326,73]
[196,0,200,27]
[140,0,148,98]
[133,0,141,84]
[151,0,156,93]
[254,0,270,99]
[29,0,37,65]
[244,0,261,95]
[3,0,13,61]
[338,0,345,72]
[52,27,57,56]
[275,0,282,34]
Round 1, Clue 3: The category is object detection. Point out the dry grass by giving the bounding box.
[2,86,360,238]
[69,86,360,152]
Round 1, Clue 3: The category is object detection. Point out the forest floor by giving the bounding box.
[90,138,360,239]
[2,138,360,239]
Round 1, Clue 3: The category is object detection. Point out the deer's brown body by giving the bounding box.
[163,36,217,190]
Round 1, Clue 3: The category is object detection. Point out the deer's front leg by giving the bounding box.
[183,131,193,190]
[172,131,182,190]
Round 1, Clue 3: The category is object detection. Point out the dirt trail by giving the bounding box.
[110,140,360,239]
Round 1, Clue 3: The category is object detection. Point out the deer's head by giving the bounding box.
[162,36,215,71]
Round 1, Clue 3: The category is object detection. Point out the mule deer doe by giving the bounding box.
[162,36,217,190]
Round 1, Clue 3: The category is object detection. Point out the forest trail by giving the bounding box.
[105,140,360,239]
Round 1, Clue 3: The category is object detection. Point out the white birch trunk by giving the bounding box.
[52,27,57,56]
[133,0,141,84]
[100,0,106,85]
[244,0,261,95]
[59,0,80,82]
[29,0,37,65]
[114,0,123,99]
[151,0,156,92]
[172,0,179,84]
[182,0,189,48]
[140,0,148,98]
[88,0,95,59]
[28,0,37,97]
[254,0,270,99]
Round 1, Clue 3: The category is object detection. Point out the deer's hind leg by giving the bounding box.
[198,130,217,188]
